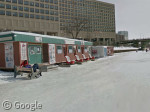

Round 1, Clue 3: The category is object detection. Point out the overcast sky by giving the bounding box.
[98,0,150,39]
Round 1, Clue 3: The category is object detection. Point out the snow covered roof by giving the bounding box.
[0,31,92,45]
[0,31,67,40]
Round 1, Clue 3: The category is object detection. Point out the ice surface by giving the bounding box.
[0,51,150,112]
[114,46,138,50]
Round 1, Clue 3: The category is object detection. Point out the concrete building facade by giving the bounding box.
[116,34,125,43]
[0,0,116,45]
[118,31,128,40]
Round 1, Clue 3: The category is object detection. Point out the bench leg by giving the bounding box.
[14,66,17,78]
[29,73,35,79]
[28,73,32,79]
[14,72,17,78]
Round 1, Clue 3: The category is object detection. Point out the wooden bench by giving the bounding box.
[14,66,42,79]
[59,62,71,67]
[38,64,58,72]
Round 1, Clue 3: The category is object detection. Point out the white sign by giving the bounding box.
[69,49,73,53]
[57,49,62,54]
[78,49,81,53]
[20,43,27,60]
[65,40,75,44]
[49,44,56,64]
[0,37,12,41]
[35,37,42,42]
[84,48,87,52]
[5,43,14,68]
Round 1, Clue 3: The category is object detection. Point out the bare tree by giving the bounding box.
[63,17,91,39]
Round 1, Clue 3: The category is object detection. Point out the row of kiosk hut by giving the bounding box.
[0,31,114,70]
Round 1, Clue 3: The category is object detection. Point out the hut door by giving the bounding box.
[48,44,56,64]
[81,46,84,54]
[63,46,66,56]
[28,45,42,64]
[4,43,14,68]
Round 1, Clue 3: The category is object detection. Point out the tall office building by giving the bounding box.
[0,0,116,45]
[118,31,128,40]
[116,34,125,42]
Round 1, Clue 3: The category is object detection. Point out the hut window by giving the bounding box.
[30,46,35,54]
[37,47,41,54]
[84,46,87,52]
[68,46,73,53]
[56,45,62,54]
[78,46,81,53]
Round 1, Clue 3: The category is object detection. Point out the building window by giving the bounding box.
[6,4,11,9]
[50,0,53,3]
[40,9,44,14]
[12,5,17,10]
[55,6,58,10]
[40,3,44,8]
[18,6,23,11]
[35,3,39,7]
[41,15,45,19]
[12,0,17,3]
[35,15,40,19]
[50,5,54,9]
[12,12,18,16]
[19,12,23,17]
[84,46,87,52]
[68,46,73,53]
[6,11,11,16]
[6,0,11,2]
[30,14,34,18]
[30,8,34,12]
[56,45,62,54]
[0,10,5,15]
[36,47,41,54]
[45,10,49,14]
[30,2,34,6]
[18,0,23,4]
[35,9,39,13]
[45,4,49,8]
[50,11,54,15]
[45,0,49,2]
[24,13,29,18]
[50,16,54,21]
[24,7,29,12]
[0,4,5,8]
[40,0,44,2]
[24,1,29,5]
[55,17,58,21]
[54,11,58,15]
[54,0,58,4]
[78,46,81,53]
[46,16,49,20]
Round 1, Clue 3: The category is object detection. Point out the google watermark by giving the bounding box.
[2,100,42,111]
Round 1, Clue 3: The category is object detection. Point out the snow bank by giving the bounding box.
[0,71,14,84]
[0,54,117,85]
[114,47,138,51]
[0,71,30,85]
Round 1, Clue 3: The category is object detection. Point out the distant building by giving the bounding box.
[0,0,116,45]
[116,34,125,42]
[118,31,128,40]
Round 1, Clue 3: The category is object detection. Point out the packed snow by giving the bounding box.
[114,46,138,51]
[0,51,150,112]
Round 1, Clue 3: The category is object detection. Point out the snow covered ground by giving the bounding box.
[0,51,150,112]
[114,46,138,51]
